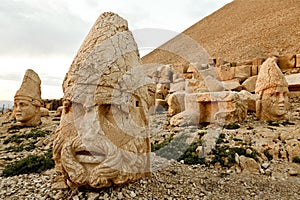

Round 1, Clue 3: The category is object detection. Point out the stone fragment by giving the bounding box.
[296,54,300,68]
[239,156,260,173]
[13,69,42,127]
[255,57,289,121]
[286,139,300,162]
[277,54,295,70]
[238,90,257,112]
[170,110,199,127]
[156,83,169,99]
[53,12,154,190]
[167,92,185,117]
[217,63,235,81]
[185,79,208,93]
[185,91,247,125]
[170,80,185,93]
[242,76,257,93]
[172,63,189,74]
[222,79,242,91]
[234,65,251,82]
[285,73,300,92]
[204,76,225,92]
[40,107,50,117]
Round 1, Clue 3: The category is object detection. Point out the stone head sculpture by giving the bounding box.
[255,57,289,121]
[13,69,42,126]
[53,12,155,189]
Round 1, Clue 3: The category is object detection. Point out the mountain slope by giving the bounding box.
[142,0,300,64]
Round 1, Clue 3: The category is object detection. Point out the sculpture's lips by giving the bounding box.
[75,150,106,164]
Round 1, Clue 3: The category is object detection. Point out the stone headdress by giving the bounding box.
[14,69,42,107]
[255,56,288,96]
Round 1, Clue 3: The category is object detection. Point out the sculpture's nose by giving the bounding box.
[278,93,285,103]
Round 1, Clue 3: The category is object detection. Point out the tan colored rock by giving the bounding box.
[204,76,225,92]
[239,156,260,173]
[296,54,300,68]
[286,139,300,162]
[255,57,289,121]
[277,54,295,70]
[167,92,185,117]
[156,83,169,99]
[222,79,242,91]
[170,110,199,127]
[234,65,251,82]
[55,106,64,117]
[252,58,265,75]
[172,63,189,74]
[185,91,247,125]
[185,79,208,93]
[285,73,300,92]
[157,65,173,84]
[238,90,257,111]
[13,69,42,127]
[155,99,168,112]
[170,80,185,93]
[217,63,235,81]
[40,107,50,117]
[53,12,154,190]
[242,76,257,93]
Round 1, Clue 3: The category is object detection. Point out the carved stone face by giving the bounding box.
[14,99,41,126]
[260,87,289,121]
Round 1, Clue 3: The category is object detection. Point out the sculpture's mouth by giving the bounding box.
[75,150,106,164]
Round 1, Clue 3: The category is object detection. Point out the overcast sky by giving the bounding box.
[0,0,232,101]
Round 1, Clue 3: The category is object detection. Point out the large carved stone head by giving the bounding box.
[53,12,155,189]
[13,69,42,126]
[255,57,289,121]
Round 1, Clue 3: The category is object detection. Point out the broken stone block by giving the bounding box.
[217,63,235,81]
[285,73,300,92]
[242,76,257,93]
[222,79,242,91]
[185,91,247,125]
[53,12,154,190]
[296,54,300,68]
[234,65,251,82]
[277,54,295,70]
[167,92,185,117]
[238,90,257,112]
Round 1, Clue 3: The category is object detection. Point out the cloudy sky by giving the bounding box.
[0,0,232,101]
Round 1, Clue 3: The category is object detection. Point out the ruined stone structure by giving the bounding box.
[13,69,42,127]
[255,57,289,121]
[53,12,154,189]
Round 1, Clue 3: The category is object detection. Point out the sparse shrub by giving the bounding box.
[177,140,206,165]
[4,129,50,144]
[211,145,258,167]
[267,121,280,127]
[224,124,240,130]
[1,150,54,177]
[216,133,226,144]
[263,150,273,161]
[4,141,37,152]
[292,156,300,163]
[151,136,174,152]
[155,134,190,160]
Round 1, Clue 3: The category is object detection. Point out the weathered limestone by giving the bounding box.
[234,65,251,82]
[285,73,300,92]
[296,54,300,68]
[242,76,257,93]
[222,79,242,91]
[53,12,154,190]
[255,57,289,121]
[277,54,295,70]
[13,69,42,127]
[217,63,235,81]
[167,92,185,117]
[184,91,247,125]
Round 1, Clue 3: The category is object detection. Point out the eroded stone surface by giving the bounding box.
[53,12,154,189]
[13,69,42,127]
[255,57,289,121]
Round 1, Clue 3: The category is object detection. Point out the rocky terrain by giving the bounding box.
[1,98,300,199]
[142,0,300,65]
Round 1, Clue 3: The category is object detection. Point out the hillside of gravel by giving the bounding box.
[142,0,300,65]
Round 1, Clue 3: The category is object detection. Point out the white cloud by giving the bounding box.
[0,0,233,100]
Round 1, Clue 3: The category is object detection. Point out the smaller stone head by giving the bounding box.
[255,57,289,121]
[13,69,42,126]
